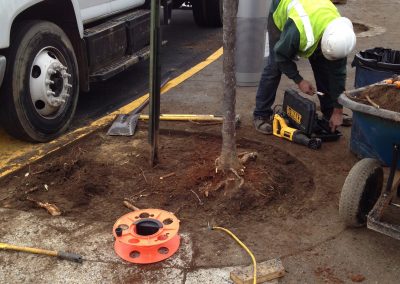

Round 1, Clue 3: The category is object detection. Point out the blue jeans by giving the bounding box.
[253,15,282,119]
[253,42,281,119]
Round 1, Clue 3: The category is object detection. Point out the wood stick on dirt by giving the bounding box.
[174,205,183,215]
[133,188,147,198]
[25,186,39,194]
[123,200,141,211]
[138,167,148,183]
[190,189,203,205]
[365,95,380,109]
[27,197,61,216]
[160,172,176,180]
[255,190,267,197]
[230,259,285,284]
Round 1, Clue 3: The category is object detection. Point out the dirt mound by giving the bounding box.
[0,130,315,229]
[355,85,400,112]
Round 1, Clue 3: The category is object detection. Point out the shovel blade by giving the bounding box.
[107,114,140,136]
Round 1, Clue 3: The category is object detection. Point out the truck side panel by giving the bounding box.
[109,0,146,13]
[0,0,84,49]
[79,0,110,23]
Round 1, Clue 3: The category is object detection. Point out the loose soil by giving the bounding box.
[353,85,400,112]
[351,86,400,112]
[0,128,316,265]
[0,129,314,225]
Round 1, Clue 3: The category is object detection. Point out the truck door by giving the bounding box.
[109,0,146,13]
[78,0,111,23]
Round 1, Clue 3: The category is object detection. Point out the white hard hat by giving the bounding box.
[321,17,356,60]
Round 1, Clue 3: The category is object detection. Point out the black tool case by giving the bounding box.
[312,118,341,141]
[282,89,317,136]
[282,89,341,141]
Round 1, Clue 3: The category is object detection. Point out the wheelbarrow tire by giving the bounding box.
[339,158,383,227]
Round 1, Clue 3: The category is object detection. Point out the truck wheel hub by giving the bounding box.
[29,48,72,118]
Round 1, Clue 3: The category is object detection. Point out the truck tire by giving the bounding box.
[339,158,383,227]
[192,0,222,28]
[0,21,79,142]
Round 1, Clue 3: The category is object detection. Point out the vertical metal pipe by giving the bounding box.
[385,144,399,195]
[149,0,161,166]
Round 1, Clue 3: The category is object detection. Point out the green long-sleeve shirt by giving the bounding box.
[269,0,346,108]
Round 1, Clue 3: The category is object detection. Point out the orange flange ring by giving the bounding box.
[113,209,180,264]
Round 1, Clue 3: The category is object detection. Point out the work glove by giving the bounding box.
[298,80,315,96]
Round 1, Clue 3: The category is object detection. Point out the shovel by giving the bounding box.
[107,98,149,136]
[107,76,171,136]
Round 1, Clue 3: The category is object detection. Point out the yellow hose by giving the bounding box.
[212,226,257,284]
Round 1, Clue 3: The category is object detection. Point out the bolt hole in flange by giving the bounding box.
[31,65,41,78]
[130,251,140,259]
[163,218,173,225]
[158,247,169,255]
[35,100,46,110]
[139,212,150,218]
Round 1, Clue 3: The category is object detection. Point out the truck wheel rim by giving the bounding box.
[29,47,72,119]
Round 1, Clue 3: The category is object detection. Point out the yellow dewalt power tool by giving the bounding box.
[271,89,342,149]
[273,113,322,150]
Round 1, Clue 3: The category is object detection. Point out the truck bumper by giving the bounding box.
[0,56,6,88]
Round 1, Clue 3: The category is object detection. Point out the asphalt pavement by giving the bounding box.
[74,8,222,126]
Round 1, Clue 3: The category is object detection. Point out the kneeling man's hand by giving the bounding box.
[298,80,315,96]
[330,108,343,132]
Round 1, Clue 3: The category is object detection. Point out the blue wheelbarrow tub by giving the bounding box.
[339,91,400,168]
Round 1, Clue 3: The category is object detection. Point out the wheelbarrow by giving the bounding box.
[338,87,400,240]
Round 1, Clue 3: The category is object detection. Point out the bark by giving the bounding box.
[218,0,242,172]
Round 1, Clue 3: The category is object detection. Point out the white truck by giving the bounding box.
[0,0,222,142]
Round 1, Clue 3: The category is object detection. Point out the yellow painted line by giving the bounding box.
[0,47,223,178]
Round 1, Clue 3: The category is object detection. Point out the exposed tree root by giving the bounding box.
[27,197,61,216]
[201,168,245,197]
[214,156,244,175]
[206,151,258,197]
[230,168,244,189]
[238,152,258,165]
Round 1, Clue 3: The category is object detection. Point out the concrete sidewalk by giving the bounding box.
[1,0,400,283]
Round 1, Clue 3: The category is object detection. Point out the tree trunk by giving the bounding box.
[218,0,241,172]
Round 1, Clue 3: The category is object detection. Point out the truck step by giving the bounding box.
[84,9,151,77]
[89,46,150,82]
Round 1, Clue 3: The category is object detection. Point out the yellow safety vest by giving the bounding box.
[273,0,340,58]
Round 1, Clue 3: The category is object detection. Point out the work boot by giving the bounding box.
[254,117,272,135]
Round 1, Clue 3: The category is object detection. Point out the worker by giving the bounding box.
[253,0,356,134]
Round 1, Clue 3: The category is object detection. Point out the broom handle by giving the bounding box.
[0,243,82,263]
